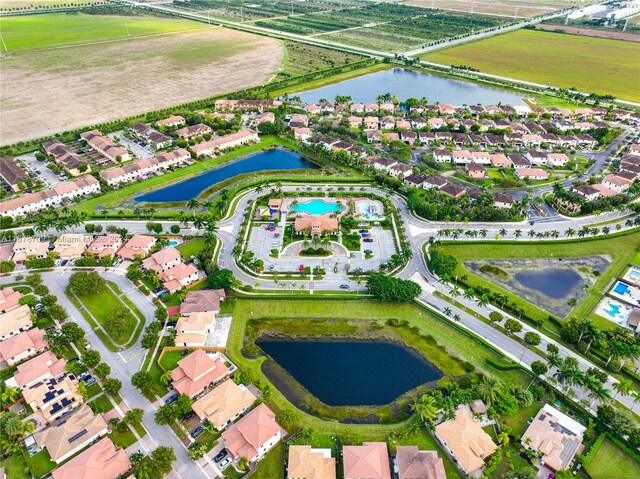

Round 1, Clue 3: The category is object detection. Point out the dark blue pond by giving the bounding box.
[258,338,443,406]
[136,149,318,203]
[296,67,526,105]
[514,269,582,300]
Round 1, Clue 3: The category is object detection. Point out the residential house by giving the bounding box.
[294,215,339,236]
[433,149,452,164]
[99,149,191,187]
[389,163,413,178]
[424,175,447,190]
[0,157,28,191]
[573,185,600,202]
[79,131,129,162]
[289,113,309,126]
[7,351,66,390]
[521,404,585,472]
[256,112,275,126]
[117,235,156,260]
[11,238,49,263]
[489,153,511,168]
[0,287,22,313]
[435,408,497,476]
[180,289,226,315]
[348,116,363,128]
[342,442,391,479]
[0,176,101,219]
[367,130,383,144]
[379,116,395,129]
[53,234,92,260]
[411,117,427,129]
[364,117,379,131]
[438,104,456,115]
[0,304,32,341]
[366,156,397,172]
[35,405,108,463]
[515,168,549,181]
[174,311,215,347]
[156,115,186,128]
[129,124,173,150]
[42,141,89,177]
[142,246,182,273]
[161,263,199,293]
[396,120,411,130]
[453,150,472,165]
[418,132,435,145]
[395,446,446,479]
[171,350,229,398]
[384,132,400,143]
[508,154,531,169]
[602,173,633,193]
[440,184,467,199]
[435,132,452,143]
[427,117,445,129]
[404,173,428,189]
[191,130,259,157]
[471,151,491,165]
[466,162,486,179]
[364,104,379,113]
[558,135,578,148]
[548,153,569,168]
[221,403,282,463]
[287,445,336,479]
[293,127,313,141]
[0,328,48,366]
[175,123,212,140]
[526,151,549,166]
[50,437,130,479]
[494,192,515,209]
[22,373,83,423]
[401,131,417,145]
[87,234,122,258]
[192,379,257,430]
[575,134,597,149]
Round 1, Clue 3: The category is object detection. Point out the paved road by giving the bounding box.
[24,270,209,479]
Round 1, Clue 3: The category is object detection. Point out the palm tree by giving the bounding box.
[160,370,172,385]
[453,314,461,322]
[546,351,562,369]
[477,376,503,406]
[514,229,522,238]
[613,379,632,399]
[187,198,200,219]
[443,307,452,317]
[605,341,626,366]
[450,286,462,300]
[463,287,475,302]
[411,395,438,425]
[477,294,489,308]
[588,384,611,408]
[1,386,21,405]
[497,431,510,448]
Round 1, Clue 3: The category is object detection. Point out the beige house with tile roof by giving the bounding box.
[221,403,281,463]
[51,437,130,479]
[287,445,336,479]
[343,442,391,479]
[53,234,92,260]
[435,407,497,475]
[8,351,66,389]
[87,234,122,258]
[117,235,156,260]
[0,328,48,366]
[0,287,23,313]
[142,246,182,273]
[395,446,446,479]
[191,379,257,430]
[0,304,32,341]
[171,350,229,398]
[11,239,49,263]
[180,290,225,315]
[35,405,108,463]
[175,311,215,347]
[22,373,83,423]
[521,404,586,472]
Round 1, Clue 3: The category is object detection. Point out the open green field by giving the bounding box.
[423,29,640,102]
[439,232,640,331]
[0,0,105,11]
[176,240,206,261]
[275,40,364,81]
[587,438,640,479]
[0,13,207,51]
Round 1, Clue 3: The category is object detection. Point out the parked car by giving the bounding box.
[83,376,96,386]
[165,393,179,405]
[269,265,275,271]
[364,250,372,254]
[218,457,231,468]
[339,284,350,289]
[190,426,204,438]
[363,238,374,243]
[213,449,227,462]
[77,372,90,381]
[299,264,305,272]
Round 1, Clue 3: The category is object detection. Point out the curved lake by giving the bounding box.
[296,68,526,105]
[257,338,443,406]
[514,269,582,299]
[136,148,318,203]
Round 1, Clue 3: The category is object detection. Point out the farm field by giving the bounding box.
[0,13,283,144]
[423,29,640,102]
[404,0,574,17]
[0,0,105,12]
[275,40,364,81]
[586,438,640,479]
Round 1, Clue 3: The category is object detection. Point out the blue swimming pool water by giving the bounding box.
[168,240,179,247]
[291,199,343,215]
[604,302,622,318]
[358,201,381,218]
[614,282,631,295]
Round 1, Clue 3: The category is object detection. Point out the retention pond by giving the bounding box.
[136,148,318,203]
[257,338,443,407]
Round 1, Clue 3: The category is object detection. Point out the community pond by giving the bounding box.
[465,255,611,317]
[295,67,526,105]
[256,338,443,407]
[135,148,318,203]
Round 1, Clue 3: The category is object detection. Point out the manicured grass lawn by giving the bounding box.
[86,382,102,398]
[88,394,114,413]
[222,468,246,479]
[632,252,640,266]
[108,426,138,449]
[587,438,640,479]
[148,337,171,397]
[21,449,56,478]
[0,13,205,51]
[226,298,530,437]
[440,233,640,330]
[176,240,206,261]
[159,349,189,372]
[194,429,221,452]
[252,442,285,479]
[423,29,640,102]
[73,282,141,345]
[1,453,29,479]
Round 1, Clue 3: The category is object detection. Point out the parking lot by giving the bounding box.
[108,131,154,160]
[17,152,62,188]
[246,224,397,275]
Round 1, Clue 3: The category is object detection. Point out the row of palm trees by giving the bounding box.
[436,222,630,241]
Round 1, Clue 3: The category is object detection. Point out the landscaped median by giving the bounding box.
[65,271,145,350]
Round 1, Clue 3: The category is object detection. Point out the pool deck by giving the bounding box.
[282,196,385,220]
[595,297,634,328]
[609,280,640,307]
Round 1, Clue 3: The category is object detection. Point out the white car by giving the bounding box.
[218,457,231,468]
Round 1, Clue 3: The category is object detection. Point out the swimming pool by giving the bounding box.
[358,201,382,218]
[291,199,342,215]
[613,282,631,296]
[597,298,632,325]
[169,240,180,247]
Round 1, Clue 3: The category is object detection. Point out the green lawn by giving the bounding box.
[148,337,171,397]
[73,282,141,345]
[1,453,29,479]
[176,239,206,261]
[108,426,138,449]
[194,429,221,452]
[88,394,114,413]
[251,442,285,479]
[632,252,640,266]
[440,233,640,331]
[159,349,189,372]
[0,13,206,52]
[21,449,56,478]
[423,29,640,102]
[587,438,640,479]
[86,382,102,398]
